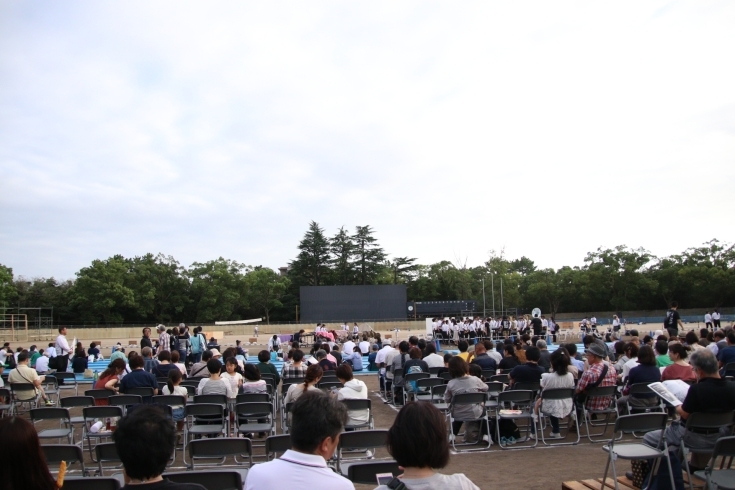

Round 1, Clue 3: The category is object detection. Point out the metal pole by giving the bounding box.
[482,278,486,317]
[500,277,504,315]
[491,274,495,317]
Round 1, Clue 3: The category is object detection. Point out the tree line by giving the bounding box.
[0,221,733,325]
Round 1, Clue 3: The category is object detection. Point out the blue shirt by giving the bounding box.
[719,346,735,375]
[349,352,363,371]
[119,369,157,393]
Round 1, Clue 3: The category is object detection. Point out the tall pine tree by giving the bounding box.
[352,225,387,285]
[289,221,331,286]
[330,226,355,285]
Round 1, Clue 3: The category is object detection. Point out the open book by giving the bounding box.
[648,382,683,406]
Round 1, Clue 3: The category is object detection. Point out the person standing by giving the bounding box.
[664,302,684,339]
[612,315,621,333]
[54,326,71,373]
[704,312,713,330]
[712,309,722,329]
[156,325,170,355]
[140,328,153,350]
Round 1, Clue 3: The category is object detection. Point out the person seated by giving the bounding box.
[114,405,205,489]
[508,346,545,387]
[282,349,307,379]
[71,347,88,374]
[661,343,697,382]
[285,365,323,406]
[162,369,187,434]
[330,345,343,365]
[444,357,489,443]
[617,345,661,414]
[343,345,364,371]
[268,334,281,353]
[242,364,267,394]
[535,348,575,439]
[8,350,54,406]
[359,335,370,355]
[335,364,369,427]
[207,337,218,349]
[368,344,380,371]
[196,359,235,398]
[0,415,59,490]
[221,357,244,398]
[152,350,180,379]
[188,349,212,378]
[94,358,127,405]
[256,350,281,384]
[119,354,158,395]
[470,343,497,372]
[34,349,49,374]
[244,391,353,489]
[456,340,470,361]
[88,342,101,361]
[110,346,127,363]
[376,401,480,490]
[316,350,336,372]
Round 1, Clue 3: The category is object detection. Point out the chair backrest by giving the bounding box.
[724,363,735,375]
[685,411,735,431]
[514,381,541,393]
[157,377,169,383]
[41,444,84,466]
[338,429,388,451]
[485,381,504,394]
[125,387,154,397]
[236,393,270,404]
[614,412,668,434]
[0,387,10,400]
[627,383,658,397]
[193,394,228,405]
[108,395,143,408]
[95,442,121,463]
[165,471,242,490]
[185,403,224,419]
[541,388,576,401]
[711,435,735,461]
[450,392,488,406]
[439,372,452,381]
[53,372,77,382]
[497,389,534,405]
[61,477,121,490]
[83,405,123,420]
[265,434,292,458]
[392,368,404,379]
[61,396,95,409]
[429,366,443,375]
[341,399,371,411]
[235,402,273,418]
[481,370,496,379]
[416,378,444,389]
[188,437,252,464]
[404,372,430,382]
[152,395,187,407]
[10,382,37,397]
[183,385,196,396]
[586,385,618,397]
[84,389,114,400]
[30,407,70,422]
[347,461,401,485]
[319,376,338,386]
[319,382,343,391]
[490,374,510,384]
[181,379,200,387]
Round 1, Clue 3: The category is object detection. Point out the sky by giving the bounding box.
[1,1,734,281]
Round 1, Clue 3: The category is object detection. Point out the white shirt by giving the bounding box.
[46,346,57,357]
[35,355,50,373]
[55,334,70,356]
[358,341,370,354]
[705,314,712,322]
[591,317,597,324]
[424,353,445,368]
[375,345,392,367]
[712,312,721,320]
[487,350,503,365]
[343,341,356,354]
[352,326,359,333]
[622,358,640,381]
[244,450,354,490]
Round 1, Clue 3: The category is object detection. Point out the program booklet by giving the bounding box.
[648,382,683,407]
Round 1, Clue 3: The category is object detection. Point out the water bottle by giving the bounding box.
[93,370,99,382]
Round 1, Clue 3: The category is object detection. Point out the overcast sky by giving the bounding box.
[1,1,734,280]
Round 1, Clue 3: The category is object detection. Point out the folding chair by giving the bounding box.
[403,372,430,405]
[60,396,94,433]
[165,470,242,490]
[193,394,229,432]
[429,366,443,376]
[9,382,39,413]
[415,378,444,402]
[723,363,735,378]
[538,388,579,446]
[448,392,492,451]
[580,385,620,443]
[0,387,14,416]
[234,402,275,444]
[481,370,497,379]
[265,434,291,460]
[61,477,121,490]
[30,407,74,444]
[82,406,123,462]
[347,460,401,485]
[152,394,187,412]
[602,413,674,490]
[514,381,541,398]
[42,444,88,476]
[693,435,735,490]
[183,403,227,463]
[95,442,123,476]
[439,371,452,382]
[84,389,114,405]
[680,411,735,490]
[495,390,537,449]
[341,399,374,430]
[237,392,274,420]
[53,372,79,396]
[389,368,404,406]
[41,375,60,404]
[490,374,509,384]
[108,394,142,415]
[336,429,388,474]
[125,387,155,399]
[187,437,253,469]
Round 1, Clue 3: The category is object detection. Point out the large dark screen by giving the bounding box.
[300,285,407,322]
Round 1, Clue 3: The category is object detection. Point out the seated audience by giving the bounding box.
[196,359,235,398]
[282,349,307,379]
[617,345,660,414]
[368,344,380,371]
[189,350,213,378]
[661,343,697,382]
[170,350,187,377]
[161,368,187,433]
[34,350,49,374]
[509,346,545,387]
[152,350,179,378]
[242,364,268,394]
[335,364,369,427]
[0,416,58,490]
[343,345,363,371]
[114,405,205,489]
[575,343,617,417]
[244,391,353,489]
[221,357,244,398]
[456,340,470,361]
[71,347,88,374]
[8,350,53,406]
[470,343,497,372]
[316,349,336,372]
[285,364,323,406]
[444,357,489,443]
[655,340,673,368]
[423,343,445,368]
[94,358,126,405]
[142,346,159,373]
[119,354,158,395]
[536,340,552,370]
[376,401,480,490]
[88,342,101,360]
[256,350,281,384]
[497,344,520,373]
[535,348,574,439]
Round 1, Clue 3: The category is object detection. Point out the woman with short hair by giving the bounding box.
[376,402,480,490]
[444,357,489,443]
[661,343,696,382]
[335,364,369,427]
[617,345,661,414]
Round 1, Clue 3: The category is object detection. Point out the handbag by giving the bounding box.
[631,459,649,488]
[83,369,94,379]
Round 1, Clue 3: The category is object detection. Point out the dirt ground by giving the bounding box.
[23,372,646,490]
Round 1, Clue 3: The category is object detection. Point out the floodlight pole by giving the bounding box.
[491,274,495,317]
[500,277,504,315]
[482,278,486,317]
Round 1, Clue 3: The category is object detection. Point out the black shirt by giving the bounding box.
[121,478,206,490]
[152,364,181,378]
[471,354,497,371]
[140,337,153,350]
[498,356,521,372]
[681,377,735,419]
[665,309,680,333]
[509,362,545,384]
[538,350,552,370]
[530,318,543,335]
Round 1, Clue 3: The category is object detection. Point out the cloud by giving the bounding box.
[1,0,734,280]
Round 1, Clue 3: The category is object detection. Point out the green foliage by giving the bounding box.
[187,258,248,323]
[69,255,135,324]
[245,267,290,323]
[352,225,387,285]
[0,264,18,308]
[330,226,355,285]
[289,221,331,286]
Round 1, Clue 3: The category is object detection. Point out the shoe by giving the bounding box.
[482,435,490,443]
[508,436,516,445]
[548,432,562,439]
[500,436,508,446]
[366,450,374,459]
[44,399,55,406]
[527,433,536,440]
[625,472,634,481]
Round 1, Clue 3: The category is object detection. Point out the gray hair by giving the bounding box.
[690,349,718,375]
[536,339,547,349]
[315,349,327,360]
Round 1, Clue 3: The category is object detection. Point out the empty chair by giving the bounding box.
[490,374,509,384]
[187,437,253,469]
[336,429,389,474]
[53,372,79,396]
[165,470,242,490]
[429,366,443,376]
[265,434,292,460]
[42,444,87,476]
[481,369,496,379]
[82,406,123,461]
[183,403,226,462]
[124,387,155,398]
[108,394,142,415]
[61,477,121,490]
[95,442,123,476]
[84,389,115,405]
[31,407,74,444]
[414,378,444,402]
[403,372,431,405]
[60,396,94,430]
[693,435,735,490]
[235,402,275,441]
[439,371,452,382]
[347,460,401,485]
[601,413,674,490]
[41,376,60,404]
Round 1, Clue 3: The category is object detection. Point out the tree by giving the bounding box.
[289,221,331,286]
[126,254,189,323]
[187,258,248,323]
[509,256,537,276]
[330,226,355,285]
[69,255,135,324]
[352,225,387,285]
[0,264,17,308]
[389,257,418,284]
[245,267,290,324]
